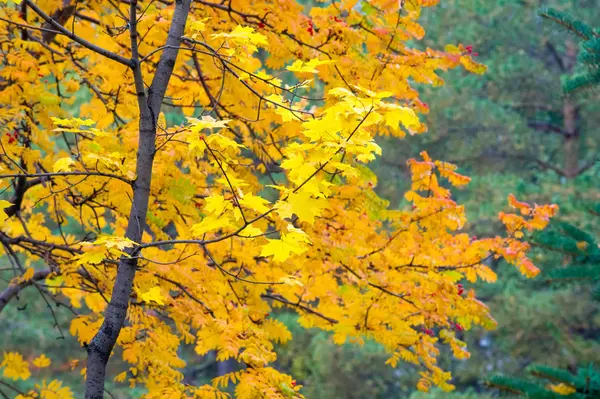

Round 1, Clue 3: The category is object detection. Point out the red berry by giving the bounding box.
[455,323,464,332]
[258,22,265,29]
[291,380,297,387]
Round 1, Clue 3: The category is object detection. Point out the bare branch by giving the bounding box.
[24,0,133,67]
[0,268,53,313]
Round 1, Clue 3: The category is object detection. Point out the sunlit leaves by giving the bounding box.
[187,116,232,131]
[260,235,307,262]
[139,287,166,306]
[53,157,75,172]
[286,58,336,74]
[0,200,11,227]
[0,0,558,396]
[212,25,268,54]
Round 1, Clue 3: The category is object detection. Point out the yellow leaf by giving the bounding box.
[22,267,35,282]
[547,383,576,396]
[286,191,327,225]
[211,25,268,53]
[204,194,232,215]
[381,103,420,131]
[74,250,105,266]
[93,235,137,251]
[189,18,209,33]
[279,276,303,287]
[1,352,31,381]
[260,235,307,262]
[187,115,231,131]
[32,354,51,368]
[0,200,11,227]
[239,193,270,213]
[53,157,75,172]
[238,225,263,237]
[115,371,128,382]
[190,215,232,237]
[139,287,165,306]
[286,58,336,74]
[460,56,487,74]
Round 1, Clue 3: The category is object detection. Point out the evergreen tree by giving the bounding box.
[539,8,600,94]
[486,203,600,398]
[488,364,600,398]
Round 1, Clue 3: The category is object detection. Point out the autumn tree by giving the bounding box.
[0,0,557,398]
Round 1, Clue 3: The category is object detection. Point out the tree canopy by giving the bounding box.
[0,1,558,398]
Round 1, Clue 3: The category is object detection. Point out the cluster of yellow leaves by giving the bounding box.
[0,0,548,397]
[1,353,71,399]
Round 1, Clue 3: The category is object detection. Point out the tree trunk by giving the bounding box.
[562,100,580,179]
[84,1,191,397]
[562,40,580,179]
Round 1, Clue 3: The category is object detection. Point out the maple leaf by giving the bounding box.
[260,235,307,262]
[38,380,75,399]
[204,194,232,215]
[381,103,421,132]
[0,0,559,396]
[239,193,270,213]
[187,116,231,131]
[74,251,105,266]
[93,236,137,251]
[189,18,210,34]
[32,354,51,368]
[190,215,232,237]
[1,352,31,381]
[279,276,303,287]
[211,25,268,53]
[139,287,165,306]
[285,191,327,225]
[53,157,75,172]
[286,58,336,74]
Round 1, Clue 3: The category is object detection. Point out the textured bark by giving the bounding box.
[84,1,191,397]
[41,0,74,43]
[562,40,581,179]
[562,101,580,178]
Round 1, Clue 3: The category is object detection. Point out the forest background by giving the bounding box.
[1,0,599,398]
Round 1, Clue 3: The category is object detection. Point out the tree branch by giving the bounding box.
[0,269,53,313]
[527,120,569,136]
[24,0,133,67]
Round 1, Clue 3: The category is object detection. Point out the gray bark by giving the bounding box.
[84,1,192,397]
